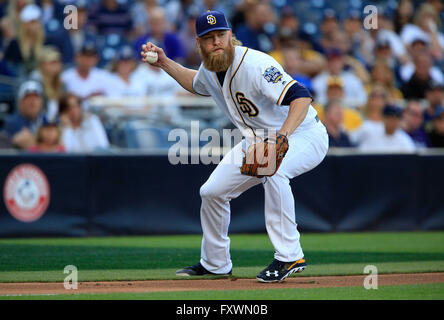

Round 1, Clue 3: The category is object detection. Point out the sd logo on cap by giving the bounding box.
[196,10,231,37]
[207,15,216,25]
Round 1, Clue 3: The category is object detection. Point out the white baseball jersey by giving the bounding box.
[191,45,329,275]
[192,46,318,140]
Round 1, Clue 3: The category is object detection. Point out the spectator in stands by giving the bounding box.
[362,10,410,68]
[271,5,299,52]
[229,0,254,32]
[107,45,145,97]
[0,47,14,76]
[325,76,344,102]
[424,81,444,124]
[43,0,96,66]
[280,46,312,94]
[269,6,300,60]
[312,48,367,108]
[133,6,185,63]
[400,3,444,61]
[3,4,45,75]
[0,0,5,16]
[358,104,416,153]
[401,100,430,148]
[367,60,404,104]
[0,11,16,50]
[130,0,159,38]
[394,0,414,34]
[29,45,64,121]
[58,93,110,152]
[323,99,354,148]
[321,29,371,86]
[377,8,410,66]
[350,85,387,146]
[400,42,444,88]
[370,38,399,72]
[269,33,326,78]
[313,76,363,133]
[318,8,340,45]
[202,0,231,18]
[132,62,187,97]
[2,80,45,149]
[164,0,196,31]
[61,41,114,99]
[427,106,444,147]
[322,30,370,84]
[178,10,202,69]
[28,116,65,153]
[0,47,15,118]
[401,51,444,99]
[407,37,430,58]
[3,0,31,29]
[88,0,133,37]
[38,0,65,26]
[234,2,276,53]
[130,61,188,124]
[427,0,444,12]
[277,6,299,39]
[344,9,372,61]
[295,31,327,78]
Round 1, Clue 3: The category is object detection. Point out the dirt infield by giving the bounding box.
[0,273,443,296]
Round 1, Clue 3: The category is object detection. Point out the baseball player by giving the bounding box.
[141,10,329,283]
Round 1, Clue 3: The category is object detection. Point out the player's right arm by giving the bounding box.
[141,42,197,94]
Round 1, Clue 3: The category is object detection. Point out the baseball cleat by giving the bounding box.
[176,262,232,277]
[256,257,307,283]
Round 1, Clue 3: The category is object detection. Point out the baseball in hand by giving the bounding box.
[144,51,158,64]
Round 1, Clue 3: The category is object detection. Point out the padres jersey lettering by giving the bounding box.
[235,92,259,117]
[193,46,318,140]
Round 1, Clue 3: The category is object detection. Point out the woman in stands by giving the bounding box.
[3,4,45,76]
[30,46,65,122]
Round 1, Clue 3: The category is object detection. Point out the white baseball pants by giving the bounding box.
[199,119,329,274]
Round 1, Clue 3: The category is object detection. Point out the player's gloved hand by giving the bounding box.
[240,133,289,178]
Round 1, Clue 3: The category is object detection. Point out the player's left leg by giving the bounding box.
[176,140,262,276]
[258,120,328,282]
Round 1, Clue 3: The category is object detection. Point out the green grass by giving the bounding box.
[0,232,443,283]
[1,283,443,300]
[0,232,443,299]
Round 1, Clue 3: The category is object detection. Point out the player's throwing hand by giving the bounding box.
[140,42,166,68]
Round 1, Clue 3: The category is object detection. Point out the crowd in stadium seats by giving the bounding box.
[0,0,443,152]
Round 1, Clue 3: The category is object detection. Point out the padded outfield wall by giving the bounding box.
[0,151,443,237]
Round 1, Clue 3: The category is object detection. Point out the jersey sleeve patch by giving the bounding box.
[263,66,283,84]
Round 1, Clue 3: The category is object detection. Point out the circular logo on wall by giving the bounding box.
[3,164,50,223]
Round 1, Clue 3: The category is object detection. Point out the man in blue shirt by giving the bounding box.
[2,80,45,149]
[323,99,354,148]
[133,7,185,63]
[401,100,430,148]
[234,2,275,53]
